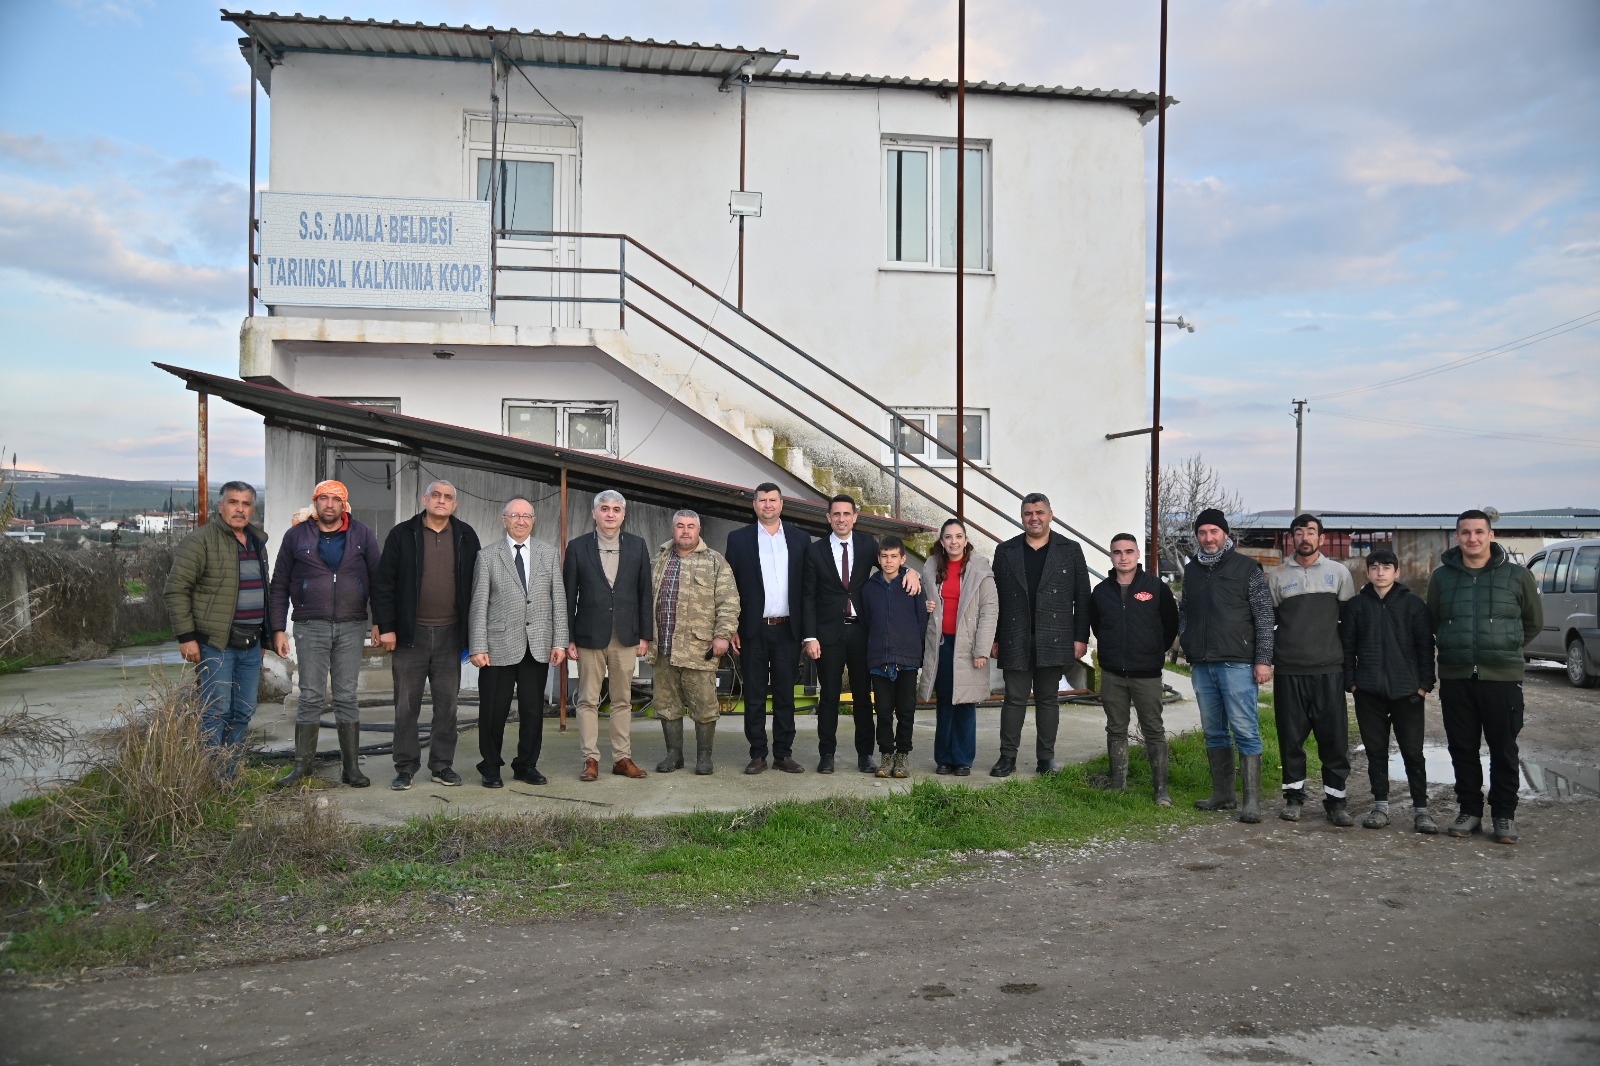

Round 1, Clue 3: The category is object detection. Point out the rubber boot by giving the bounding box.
[1149,739,1172,807]
[1239,753,1263,823]
[337,721,370,788]
[655,717,684,773]
[694,720,716,775]
[1107,737,1129,790]
[1194,747,1237,810]
[274,723,321,788]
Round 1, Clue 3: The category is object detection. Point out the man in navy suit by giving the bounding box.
[726,483,812,774]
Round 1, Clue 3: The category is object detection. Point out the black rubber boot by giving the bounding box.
[1280,788,1306,821]
[1107,737,1129,790]
[1194,747,1237,811]
[656,718,684,773]
[337,721,370,787]
[1149,740,1172,807]
[1326,797,1354,827]
[275,723,321,788]
[1239,753,1263,823]
[694,720,715,775]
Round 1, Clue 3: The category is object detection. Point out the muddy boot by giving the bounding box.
[1238,754,1263,823]
[656,718,685,773]
[693,720,715,775]
[1107,737,1129,791]
[1149,740,1172,807]
[337,721,370,788]
[1325,797,1354,828]
[1280,788,1306,821]
[274,723,321,789]
[1194,747,1237,811]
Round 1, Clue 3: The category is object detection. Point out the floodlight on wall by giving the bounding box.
[729,191,763,218]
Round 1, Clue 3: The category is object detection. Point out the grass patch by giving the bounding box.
[117,627,173,649]
[0,655,66,676]
[124,580,147,598]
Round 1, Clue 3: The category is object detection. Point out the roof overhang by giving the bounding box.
[157,363,926,538]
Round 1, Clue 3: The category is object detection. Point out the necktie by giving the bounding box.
[840,541,854,618]
[515,542,527,591]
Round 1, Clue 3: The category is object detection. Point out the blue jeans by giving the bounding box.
[1191,661,1262,756]
[196,643,263,752]
[933,635,977,769]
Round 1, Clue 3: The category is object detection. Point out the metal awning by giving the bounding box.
[156,363,925,537]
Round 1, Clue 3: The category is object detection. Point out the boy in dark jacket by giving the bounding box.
[862,537,927,779]
[1342,550,1437,833]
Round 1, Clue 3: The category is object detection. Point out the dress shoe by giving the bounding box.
[817,754,835,774]
[579,758,600,782]
[773,757,804,774]
[482,775,503,789]
[431,768,463,786]
[613,758,648,779]
[859,755,879,774]
[954,765,972,777]
[990,756,1016,778]
[935,763,954,775]
[744,757,769,775]
[513,769,548,786]
[1036,759,1058,775]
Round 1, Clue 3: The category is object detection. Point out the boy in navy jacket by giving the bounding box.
[862,537,927,779]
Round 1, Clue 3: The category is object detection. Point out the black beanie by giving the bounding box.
[1194,508,1229,535]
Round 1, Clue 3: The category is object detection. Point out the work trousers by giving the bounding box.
[576,633,639,762]
[998,663,1063,762]
[740,619,800,760]
[653,661,721,723]
[391,622,462,776]
[293,619,366,726]
[816,621,875,759]
[1274,671,1351,799]
[477,649,548,776]
[871,669,919,755]
[932,635,977,770]
[1101,671,1166,745]
[1353,690,1428,808]
[1440,678,1524,819]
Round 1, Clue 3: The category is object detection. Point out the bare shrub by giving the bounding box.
[0,702,71,768]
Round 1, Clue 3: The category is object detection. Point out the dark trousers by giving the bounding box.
[871,669,919,754]
[933,635,977,769]
[477,649,549,777]
[1440,678,1524,818]
[817,622,874,759]
[1354,690,1428,808]
[999,664,1064,762]
[391,622,462,775]
[1274,671,1351,800]
[740,620,800,760]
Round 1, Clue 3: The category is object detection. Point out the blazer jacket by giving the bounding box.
[468,537,569,666]
[800,532,882,646]
[991,531,1092,671]
[725,521,811,640]
[562,530,653,649]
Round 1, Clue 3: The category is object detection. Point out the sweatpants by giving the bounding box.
[1439,677,1524,819]
[1353,690,1428,808]
[1274,671,1350,802]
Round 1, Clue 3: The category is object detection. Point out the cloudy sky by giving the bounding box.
[1,0,1596,514]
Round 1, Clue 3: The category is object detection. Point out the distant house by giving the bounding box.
[132,513,173,534]
[4,520,45,545]
[43,517,86,529]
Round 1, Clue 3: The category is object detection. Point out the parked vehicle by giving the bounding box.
[1526,538,1600,688]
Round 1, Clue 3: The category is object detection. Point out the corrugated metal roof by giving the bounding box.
[1238,512,1600,533]
[758,70,1162,110]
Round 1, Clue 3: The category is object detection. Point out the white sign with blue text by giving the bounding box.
[259,192,492,311]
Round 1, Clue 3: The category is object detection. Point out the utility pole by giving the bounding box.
[954,0,967,523]
[1291,398,1307,516]
[1147,0,1170,575]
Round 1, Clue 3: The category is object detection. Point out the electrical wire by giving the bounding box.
[510,59,579,127]
[1317,409,1600,450]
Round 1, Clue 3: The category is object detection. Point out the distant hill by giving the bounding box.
[6,471,209,520]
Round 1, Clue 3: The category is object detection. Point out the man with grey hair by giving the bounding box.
[373,480,482,790]
[650,509,739,774]
[564,489,653,781]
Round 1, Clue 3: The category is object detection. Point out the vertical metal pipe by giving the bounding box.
[197,393,210,527]
[892,413,902,520]
[1148,0,1170,575]
[489,49,500,321]
[955,0,966,523]
[558,466,569,731]
[1292,399,1307,515]
[248,35,259,319]
[618,238,627,329]
[738,80,748,310]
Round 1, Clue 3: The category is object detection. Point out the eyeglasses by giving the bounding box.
[504,513,534,522]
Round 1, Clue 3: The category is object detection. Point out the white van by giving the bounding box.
[1526,538,1600,688]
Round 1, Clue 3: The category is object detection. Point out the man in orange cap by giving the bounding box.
[269,480,383,788]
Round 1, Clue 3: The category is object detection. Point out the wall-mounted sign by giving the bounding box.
[258,192,492,311]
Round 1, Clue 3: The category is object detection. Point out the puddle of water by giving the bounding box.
[1380,744,1599,798]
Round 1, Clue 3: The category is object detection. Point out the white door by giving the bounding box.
[476,153,580,327]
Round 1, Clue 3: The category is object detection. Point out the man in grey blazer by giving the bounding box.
[564,489,653,782]
[468,497,569,788]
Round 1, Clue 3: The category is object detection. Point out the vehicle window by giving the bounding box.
[1571,547,1600,594]
[1545,549,1571,594]
[1528,554,1548,586]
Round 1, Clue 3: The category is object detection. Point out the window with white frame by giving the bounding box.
[884,139,989,270]
[504,400,618,456]
[476,158,554,238]
[889,408,989,467]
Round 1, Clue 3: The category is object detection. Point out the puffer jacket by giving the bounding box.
[163,513,270,649]
[268,515,383,630]
[1427,542,1541,682]
[1342,581,1435,698]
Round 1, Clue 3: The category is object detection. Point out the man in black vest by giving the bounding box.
[990,492,1091,777]
[1179,509,1276,822]
[563,489,654,782]
[726,483,812,775]
[1089,533,1179,804]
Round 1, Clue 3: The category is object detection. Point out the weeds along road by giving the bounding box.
[3,668,1597,1066]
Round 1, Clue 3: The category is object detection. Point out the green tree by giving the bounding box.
[0,451,17,528]
[31,489,41,513]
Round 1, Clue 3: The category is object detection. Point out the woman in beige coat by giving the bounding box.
[918,519,999,775]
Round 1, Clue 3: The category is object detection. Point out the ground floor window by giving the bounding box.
[504,399,617,456]
[888,407,988,467]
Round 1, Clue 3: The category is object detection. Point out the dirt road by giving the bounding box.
[4,667,1597,1065]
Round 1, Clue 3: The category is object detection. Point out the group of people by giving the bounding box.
[165,480,1540,843]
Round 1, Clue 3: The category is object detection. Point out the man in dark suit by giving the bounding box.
[725,483,812,775]
[563,489,653,782]
[990,491,1091,777]
[801,494,921,774]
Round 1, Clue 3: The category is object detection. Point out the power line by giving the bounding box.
[1309,309,1600,401]
[1318,409,1600,450]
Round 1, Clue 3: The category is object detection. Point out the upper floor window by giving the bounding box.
[504,399,617,456]
[477,158,554,238]
[884,139,989,270]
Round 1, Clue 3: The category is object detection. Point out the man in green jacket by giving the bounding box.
[1427,509,1542,844]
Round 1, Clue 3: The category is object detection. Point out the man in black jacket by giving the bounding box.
[1089,533,1180,804]
[373,480,482,790]
[1342,549,1438,834]
[990,492,1092,777]
[563,489,654,782]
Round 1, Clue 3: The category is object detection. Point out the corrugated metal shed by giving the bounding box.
[1239,512,1600,534]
